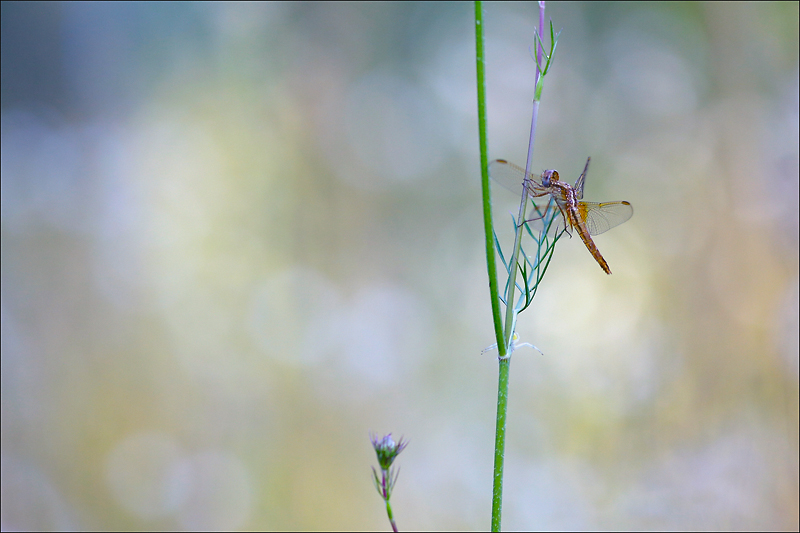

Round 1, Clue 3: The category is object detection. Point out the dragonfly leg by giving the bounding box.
[554,204,572,237]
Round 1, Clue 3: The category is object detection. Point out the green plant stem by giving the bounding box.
[491,356,510,532]
[501,187,531,348]
[385,499,398,533]
[479,3,555,531]
[475,1,505,358]
[475,2,515,531]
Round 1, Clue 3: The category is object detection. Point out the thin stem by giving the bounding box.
[475,1,506,358]
[501,186,530,352]
[385,494,398,532]
[524,0,546,180]
[491,357,510,532]
[475,3,512,529]
[491,3,548,531]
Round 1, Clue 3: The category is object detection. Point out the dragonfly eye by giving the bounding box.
[541,170,558,187]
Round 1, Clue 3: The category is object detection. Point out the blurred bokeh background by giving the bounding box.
[1,1,797,530]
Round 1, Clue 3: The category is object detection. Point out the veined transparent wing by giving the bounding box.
[577,201,633,236]
[488,159,540,198]
[489,159,564,235]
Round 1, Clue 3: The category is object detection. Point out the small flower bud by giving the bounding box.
[370,433,408,470]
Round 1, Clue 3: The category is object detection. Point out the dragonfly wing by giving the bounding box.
[580,201,634,236]
[573,157,591,200]
[490,160,567,236]
[523,199,566,237]
[489,159,545,197]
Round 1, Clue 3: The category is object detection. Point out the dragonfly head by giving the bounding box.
[540,169,559,187]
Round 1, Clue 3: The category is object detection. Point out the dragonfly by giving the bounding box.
[489,157,633,274]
